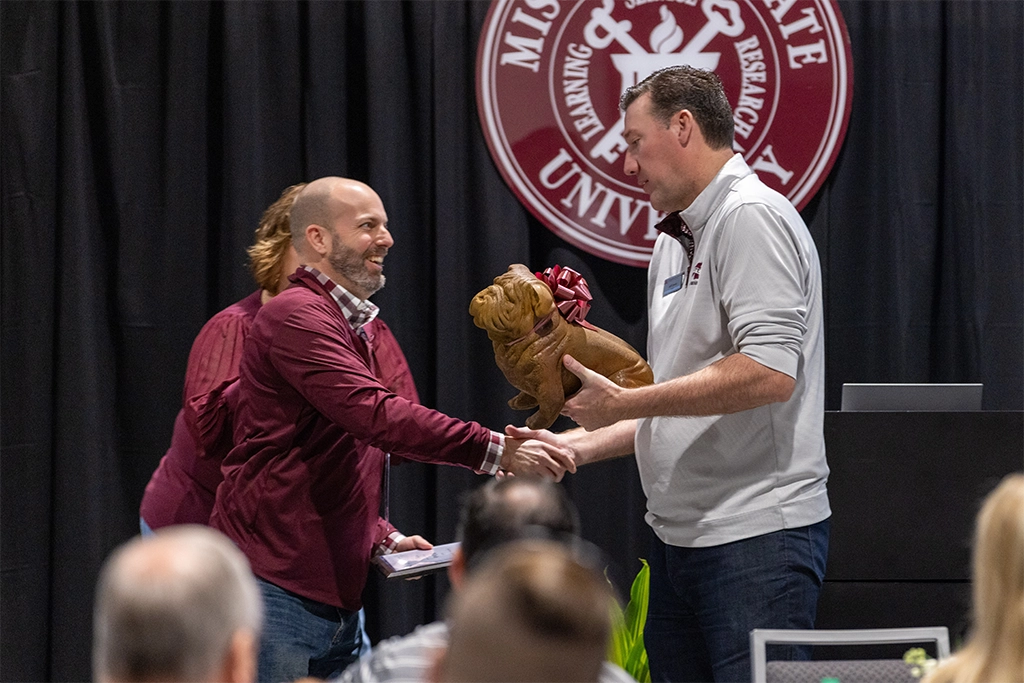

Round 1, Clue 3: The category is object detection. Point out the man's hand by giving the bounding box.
[502,437,576,481]
[394,535,433,552]
[561,354,626,430]
[505,425,575,457]
[507,419,637,468]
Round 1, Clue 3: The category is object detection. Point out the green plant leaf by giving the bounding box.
[608,600,630,666]
[607,559,651,683]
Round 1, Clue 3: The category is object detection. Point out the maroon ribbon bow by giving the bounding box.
[535,265,596,328]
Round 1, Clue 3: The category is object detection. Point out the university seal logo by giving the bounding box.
[476,0,853,267]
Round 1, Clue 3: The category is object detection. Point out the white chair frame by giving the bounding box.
[749,627,951,683]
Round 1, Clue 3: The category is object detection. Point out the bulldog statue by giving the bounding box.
[469,264,653,430]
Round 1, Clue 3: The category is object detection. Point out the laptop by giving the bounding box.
[840,383,983,411]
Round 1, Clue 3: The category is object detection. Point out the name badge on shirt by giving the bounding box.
[663,273,684,296]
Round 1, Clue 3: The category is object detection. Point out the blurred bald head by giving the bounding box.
[92,525,263,683]
[434,540,613,683]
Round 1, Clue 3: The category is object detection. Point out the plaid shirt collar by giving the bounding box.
[301,265,379,333]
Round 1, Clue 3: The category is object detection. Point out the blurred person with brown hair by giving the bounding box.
[93,525,263,683]
[924,473,1024,683]
[430,540,615,683]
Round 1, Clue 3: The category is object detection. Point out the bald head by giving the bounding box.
[289,177,379,256]
[92,526,263,683]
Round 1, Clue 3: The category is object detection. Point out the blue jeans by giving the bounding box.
[255,577,365,682]
[644,519,829,683]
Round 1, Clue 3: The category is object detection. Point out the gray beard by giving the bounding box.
[328,241,385,298]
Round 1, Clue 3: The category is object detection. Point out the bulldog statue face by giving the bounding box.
[469,265,557,343]
[470,264,653,430]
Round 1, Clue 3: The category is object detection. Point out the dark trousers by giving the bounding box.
[644,519,830,683]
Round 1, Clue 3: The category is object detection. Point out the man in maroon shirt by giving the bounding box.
[210,176,575,683]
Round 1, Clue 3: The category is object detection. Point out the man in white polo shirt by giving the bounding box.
[509,65,830,683]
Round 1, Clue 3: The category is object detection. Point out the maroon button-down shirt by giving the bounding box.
[211,268,497,609]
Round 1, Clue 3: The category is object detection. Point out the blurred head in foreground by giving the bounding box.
[93,525,263,683]
[432,540,614,683]
[452,475,581,584]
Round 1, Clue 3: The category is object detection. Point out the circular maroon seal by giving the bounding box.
[477,0,853,267]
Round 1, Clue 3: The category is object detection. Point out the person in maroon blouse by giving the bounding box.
[139,183,305,533]
[209,176,576,683]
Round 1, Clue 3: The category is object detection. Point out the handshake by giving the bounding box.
[500,425,577,481]
[471,264,654,481]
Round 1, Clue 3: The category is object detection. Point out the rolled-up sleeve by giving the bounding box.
[715,203,809,379]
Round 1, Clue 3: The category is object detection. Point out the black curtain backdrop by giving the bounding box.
[1,1,1021,681]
